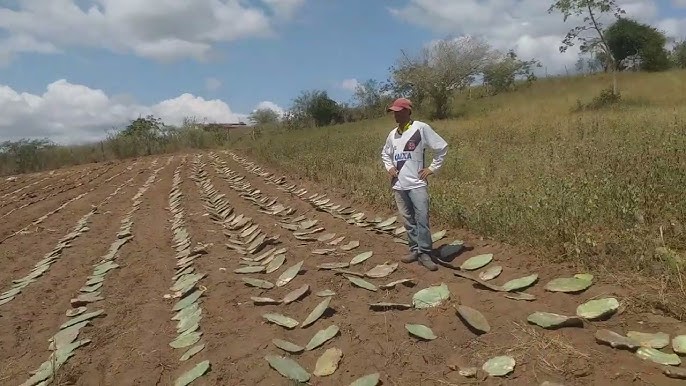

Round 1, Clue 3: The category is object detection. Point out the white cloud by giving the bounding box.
[389,0,681,75]
[261,0,307,19]
[658,18,686,41]
[205,77,222,92]
[254,101,285,116]
[340,78,360,92]
[0,34,60,66]
[150,93,240,127]
[674,0,686,8]
[0,0,307,63]
[0,79,246,145]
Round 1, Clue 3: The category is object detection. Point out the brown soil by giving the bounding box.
[0,162,112,215]
[0,150,683,386]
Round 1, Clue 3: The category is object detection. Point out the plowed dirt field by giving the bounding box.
[0,151,683,386]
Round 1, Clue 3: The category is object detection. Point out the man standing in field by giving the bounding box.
[381,97,448,271]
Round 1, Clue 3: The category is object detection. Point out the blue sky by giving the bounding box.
[1,0,685,144]
[0,1,435,111]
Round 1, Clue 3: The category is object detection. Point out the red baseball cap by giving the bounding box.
[387,97,412,112]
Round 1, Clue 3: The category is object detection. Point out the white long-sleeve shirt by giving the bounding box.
[381,120,448,191]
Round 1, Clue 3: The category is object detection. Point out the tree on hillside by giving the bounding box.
[604,18,671,72]
[381,61,428,108]
[548,0,626,94]
[481,49,541,94]
[574,53,604,74]
[289,89,344,127]
[670,40,686,69]
[352,79,393,119]
[121,115,165,138]
[248,108,280,126]
[0,138,56,174]
[387,36,492,119]
[119,115,167,155]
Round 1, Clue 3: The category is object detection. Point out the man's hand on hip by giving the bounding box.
[387,167,399,178]
[419,168,433,180]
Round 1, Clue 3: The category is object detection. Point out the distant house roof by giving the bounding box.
[199,122,248,130]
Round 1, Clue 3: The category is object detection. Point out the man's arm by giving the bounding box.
[423,124,448,173]
[381,134,395,171]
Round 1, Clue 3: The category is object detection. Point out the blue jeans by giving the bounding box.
[394,186,432,254]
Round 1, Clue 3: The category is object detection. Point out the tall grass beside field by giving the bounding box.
[235,70,686,284]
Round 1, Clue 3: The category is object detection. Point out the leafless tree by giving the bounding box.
[389,36,493,119]
[548,0,626,94]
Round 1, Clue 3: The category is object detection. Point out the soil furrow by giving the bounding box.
[53,156,180,385]
[0,163,146,308]
[0,160,150,286]
[0,161,143,245]
[12,156,171,386]
[216,151,685,386]
[0,169,73,199]
[0,167,103,219]
[0,148,683,386]
[0,168,78,200]
[0,163,109,212]
[2,167,89,202]
[0,161,129,232]
[206,152,474,385]
[0,160,143,239]
[159,155,213,384]
[0,167,75,206]
[189,153,425,384]
[0,158,156,384]
[0,176,52,197]
[180,154,309,385]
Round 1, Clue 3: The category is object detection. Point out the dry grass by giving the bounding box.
[605,266,686,321]
[233,70,686,306]
[457,320,597,382]
[0,127,235,176]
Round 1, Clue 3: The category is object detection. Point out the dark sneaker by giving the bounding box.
[401,251,420,263]
[419,253,438,271]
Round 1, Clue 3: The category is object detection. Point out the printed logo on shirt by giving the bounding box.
[403,130,422,152]
[394,152,412,162]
